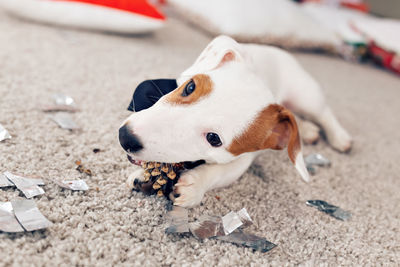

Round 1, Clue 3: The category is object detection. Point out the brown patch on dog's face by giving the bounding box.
[228,104,301,164]
[166,74,213,105]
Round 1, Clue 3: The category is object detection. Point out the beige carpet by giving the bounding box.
[0,11,399,266]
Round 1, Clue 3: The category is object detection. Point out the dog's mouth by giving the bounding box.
[126,154,206,169]
[127,154,143,166]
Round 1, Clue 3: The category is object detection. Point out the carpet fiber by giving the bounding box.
[0,11,399,266]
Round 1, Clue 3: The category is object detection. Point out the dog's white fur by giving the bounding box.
[123,36,352,207]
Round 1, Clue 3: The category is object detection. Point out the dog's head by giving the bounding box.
[119,36,309,182]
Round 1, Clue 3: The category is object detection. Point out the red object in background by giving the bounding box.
[297,0,369,13]
[58,0,165,20]
[369,42,400,75]
[340,2,369,13]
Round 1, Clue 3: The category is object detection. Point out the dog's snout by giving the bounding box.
[119,124,143,153]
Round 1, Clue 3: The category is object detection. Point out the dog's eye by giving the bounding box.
[182,80,195,96]
[206,132,222,147]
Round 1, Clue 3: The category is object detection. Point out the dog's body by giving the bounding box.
[119,36,352,207]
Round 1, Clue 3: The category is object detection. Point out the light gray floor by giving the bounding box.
[0,11,399,266]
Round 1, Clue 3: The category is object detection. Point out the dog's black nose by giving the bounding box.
[119,124,143,153]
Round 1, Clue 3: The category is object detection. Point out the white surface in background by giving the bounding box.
[0,0,164,33]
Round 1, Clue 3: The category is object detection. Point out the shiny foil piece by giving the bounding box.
[306,200,352,221]
[0,173,14,187]
[189,215,224,239]
[49,112,80,130]
[11,199,53,231]
[53,93,75,106]
[3,171,45,198]
[237,208,253,228]
[305,153,331,167]
[0,123,12,142]
[165,206,189,234]
[306,165,317,175]
[216,232,277,253]
[222,211,243,235]
[55,180,89,191]
[41,93,78,112]
[0,202,25,233]
[165,207,276,252]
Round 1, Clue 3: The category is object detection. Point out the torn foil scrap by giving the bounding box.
[237,208,253,228]
[306,200,351,221]
[305,154,331,167]
[0,123,12,142]
[189,215,224,239]
[55,179,89,191]
[27,177,45,186]
[0,202,25,233]
[0,173,14,187]
[222,211,243,235]
[165,206,189,234]
[306,165,317,175]
[3,171,45,198]
[11,199,52,231]
[216,232,277,253]
[53,93,75,106]
[165,207,275,253]
[49,112,80,130]
[41,93,78,112]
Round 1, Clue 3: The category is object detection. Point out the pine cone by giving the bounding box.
[132,162,185,200]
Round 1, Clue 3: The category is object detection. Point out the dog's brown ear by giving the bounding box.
[262,105,300,161]
[228,104,309,182]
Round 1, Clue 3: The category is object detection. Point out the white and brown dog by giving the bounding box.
[119,35,352,207]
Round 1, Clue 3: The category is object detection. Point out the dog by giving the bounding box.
[119,35,352,207]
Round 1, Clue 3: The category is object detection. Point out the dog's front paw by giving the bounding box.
[299,120,320,144]
[126,168,145,189]
[328,128,353,153]
[173,172,205,208]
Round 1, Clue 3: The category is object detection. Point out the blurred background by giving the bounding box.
[1,0,399,75]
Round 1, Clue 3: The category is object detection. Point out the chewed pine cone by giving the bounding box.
[132,162,184,200]
[130,159,206,200]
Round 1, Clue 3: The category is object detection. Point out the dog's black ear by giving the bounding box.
[127,99,135,112]
[128,79,178,112]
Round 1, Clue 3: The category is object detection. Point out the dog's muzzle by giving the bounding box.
[119,124,143,153]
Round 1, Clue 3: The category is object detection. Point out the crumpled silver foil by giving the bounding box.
[304,153,331,175]
[49,112,80,130]
[11,199,53,231]
[216,231,277,253]
[41,93,79,112]
[306,200,351,221]
[189,215,224,239]
[53,93,75,106]
[237,208,253,228]
[306,165,317,175]
[3,171,45,198]
[54,180,89,191]
[222,211,243,235]
[305,153,331,167]
[166,207,276,253]
[0,173,14,187]
[0,123,12,142]
[0,202,25,233]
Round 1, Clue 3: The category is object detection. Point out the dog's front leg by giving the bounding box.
[173,154,255,207]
